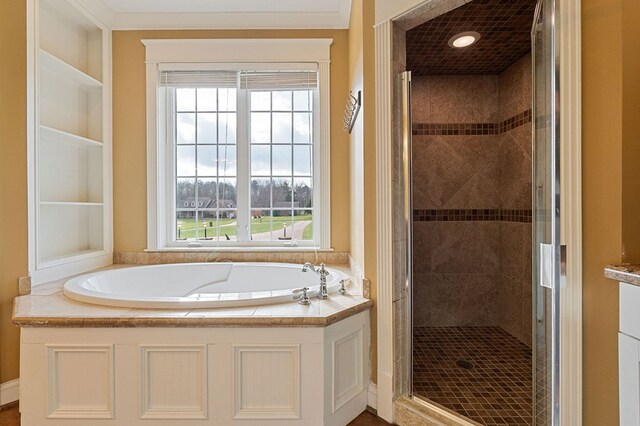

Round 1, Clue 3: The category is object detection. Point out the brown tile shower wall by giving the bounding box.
[411,55,533,346]
[497,54,533,345]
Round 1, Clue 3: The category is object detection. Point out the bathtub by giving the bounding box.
[17,262,372,425]
[63,262,349,309]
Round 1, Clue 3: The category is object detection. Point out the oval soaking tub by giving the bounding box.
[63,262,349,309]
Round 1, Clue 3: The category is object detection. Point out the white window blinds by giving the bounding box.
[159,70,319,91]
[240,71,318,90]
[159,70,237,88]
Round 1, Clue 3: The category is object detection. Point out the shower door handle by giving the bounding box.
[560,243,567,289]
[539,243,566,290]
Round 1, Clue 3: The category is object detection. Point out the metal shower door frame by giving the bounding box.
[401,70,414,398]
[532,0,563,423]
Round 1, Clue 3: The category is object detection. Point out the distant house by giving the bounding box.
[177,198,236,218]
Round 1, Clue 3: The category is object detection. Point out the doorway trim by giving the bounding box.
[373,0,582,423]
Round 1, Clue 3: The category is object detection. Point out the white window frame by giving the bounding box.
[143,39,332,250]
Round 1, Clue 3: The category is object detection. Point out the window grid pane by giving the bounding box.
[175,87,237,242]
[249,89,313,242]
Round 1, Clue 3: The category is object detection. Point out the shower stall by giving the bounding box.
[398,0,561,425]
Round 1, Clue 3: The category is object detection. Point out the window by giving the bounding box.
[144,39,332,249]
[163,70,316,246]
[248,81,315,244]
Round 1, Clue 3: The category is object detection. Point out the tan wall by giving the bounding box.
[348,0,378,383]
[0,0,28,383]
[112,29,350,253]
[582,0,625,423]
[621,0,640,262]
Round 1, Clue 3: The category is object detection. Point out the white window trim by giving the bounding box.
[143,39,332,250]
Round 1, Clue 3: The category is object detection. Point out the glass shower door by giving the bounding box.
[401,70,414,398]
[532,0,562,424]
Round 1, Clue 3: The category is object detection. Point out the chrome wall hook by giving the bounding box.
[343,90,361,134]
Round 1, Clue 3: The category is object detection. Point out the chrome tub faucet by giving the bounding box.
[302,262,329,299]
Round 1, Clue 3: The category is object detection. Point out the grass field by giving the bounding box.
[176,214,313,240]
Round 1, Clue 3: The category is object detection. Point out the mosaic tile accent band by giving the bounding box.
[413,209,532,223]
[412,109,532,136]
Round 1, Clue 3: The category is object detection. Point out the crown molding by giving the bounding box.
[74,0,351,30]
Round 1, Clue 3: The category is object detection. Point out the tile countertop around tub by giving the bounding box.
[604,264,640,287]
[12,264,372,328]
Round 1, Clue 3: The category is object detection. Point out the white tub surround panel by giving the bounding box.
[18,312,370,426]
[140,345,208,420]
[46,345,115,419]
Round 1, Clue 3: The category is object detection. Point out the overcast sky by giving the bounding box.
[174,90,314,188]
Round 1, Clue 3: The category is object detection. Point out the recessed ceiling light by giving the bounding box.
[448,31,481,48]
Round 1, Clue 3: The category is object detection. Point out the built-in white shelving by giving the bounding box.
[39,125,102,148]
[28,0,112,283]
[39,49,103,89]
[40,202,105,207]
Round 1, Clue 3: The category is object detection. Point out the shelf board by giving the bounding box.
[40,125,102,148]
[39,249,107,268]
[40,201,104,207]
[39,48,103,88]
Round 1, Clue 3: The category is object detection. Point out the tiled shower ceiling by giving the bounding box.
[406,0,538,75]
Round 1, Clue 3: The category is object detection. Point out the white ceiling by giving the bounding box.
[79,0,352,30]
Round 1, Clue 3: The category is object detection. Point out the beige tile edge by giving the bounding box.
[13,299,374,328]
[394,397,481,426]
[18,276,31,295]
[114,251,350,265]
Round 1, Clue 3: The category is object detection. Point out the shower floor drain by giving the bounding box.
[455,359,473,370]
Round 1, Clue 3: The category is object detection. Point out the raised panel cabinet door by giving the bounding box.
[619,332,640,426]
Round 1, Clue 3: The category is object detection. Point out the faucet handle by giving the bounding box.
[338,279,348,295]
[318,263,329,276]
[292,287,311,305]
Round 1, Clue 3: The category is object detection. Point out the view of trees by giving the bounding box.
[250,179,312,216]
[176,179,312,218]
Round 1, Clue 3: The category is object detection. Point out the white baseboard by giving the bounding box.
[367,382,377,410]
[0,379,19,406]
